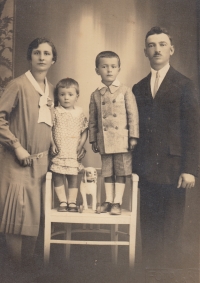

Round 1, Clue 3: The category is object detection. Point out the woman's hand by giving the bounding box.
[14,146,32,167]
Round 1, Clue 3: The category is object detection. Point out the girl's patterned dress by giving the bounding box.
[50,106,88,175]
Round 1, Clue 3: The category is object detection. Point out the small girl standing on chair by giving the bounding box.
[50,78,88,212]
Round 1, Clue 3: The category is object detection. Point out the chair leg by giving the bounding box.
[129,223,136,268]
[129,174,138,268]
[44,221,51,267]
[111,224,118,265]
[64,223,72,263]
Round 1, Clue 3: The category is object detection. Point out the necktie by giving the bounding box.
[153,71,160,98]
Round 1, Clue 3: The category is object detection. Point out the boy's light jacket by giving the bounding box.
[89,81,139,154]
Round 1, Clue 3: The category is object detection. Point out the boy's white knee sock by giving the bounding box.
[54,185,67,206]
[105,183,114,203]
[68,188,78,204]
[113,183,125,204]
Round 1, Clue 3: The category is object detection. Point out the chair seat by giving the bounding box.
[50,208,132,224]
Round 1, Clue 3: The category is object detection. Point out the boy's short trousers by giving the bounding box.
[101,152,132,177]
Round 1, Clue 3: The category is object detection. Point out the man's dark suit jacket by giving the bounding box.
[132,66,199,185]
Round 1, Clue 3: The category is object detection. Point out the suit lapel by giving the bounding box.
[143,73,153,103]
[153,66,175,101]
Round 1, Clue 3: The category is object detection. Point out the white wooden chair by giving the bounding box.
[44,169,139,268]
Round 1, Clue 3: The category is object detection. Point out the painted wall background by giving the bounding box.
[14,0,199,169]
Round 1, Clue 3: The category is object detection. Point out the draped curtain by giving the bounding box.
[0,0,14,96]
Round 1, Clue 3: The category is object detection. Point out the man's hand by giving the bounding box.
[92,142,99,153]
[177,173,195,189]
[15,146,32,167]
[129,138,138,151]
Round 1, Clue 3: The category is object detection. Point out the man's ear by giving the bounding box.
[51,61,55,65]
[95,68,100,75]
[170,45,175,56]
[144,48,148,57]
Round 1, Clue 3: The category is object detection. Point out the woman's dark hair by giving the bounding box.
[54,78,79,107]
[27,37,57,62]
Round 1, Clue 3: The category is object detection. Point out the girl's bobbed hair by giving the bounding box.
[54,78,79,107]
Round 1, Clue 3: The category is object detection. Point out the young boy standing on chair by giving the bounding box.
[89,51,139,215]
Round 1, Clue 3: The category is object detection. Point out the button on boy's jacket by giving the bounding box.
[89,83,139,154]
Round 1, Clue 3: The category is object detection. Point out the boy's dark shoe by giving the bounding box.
[110,203,121,215]
[100,202,112,213]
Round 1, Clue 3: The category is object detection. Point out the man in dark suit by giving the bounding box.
[132,26,199,269]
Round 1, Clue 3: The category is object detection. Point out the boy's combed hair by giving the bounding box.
[95,51,121,68]
[54,78,79,107]
[27,37,57,62]
[145,26,172,44]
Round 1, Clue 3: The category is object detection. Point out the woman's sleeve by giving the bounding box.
[0,80,21,149]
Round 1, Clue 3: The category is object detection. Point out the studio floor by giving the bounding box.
[0,222,140,283]
[1,222,200,283]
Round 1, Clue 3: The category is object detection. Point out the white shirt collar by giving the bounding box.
[25,70,52,126]
[25,70,49,96]
[97,79,120,90]
[151,63,170,78]
[98,79,120,95]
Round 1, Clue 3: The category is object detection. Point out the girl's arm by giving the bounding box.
[51,131,58,155]
[77,128,88,160]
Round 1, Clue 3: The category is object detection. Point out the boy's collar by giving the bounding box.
[98,79,120,95]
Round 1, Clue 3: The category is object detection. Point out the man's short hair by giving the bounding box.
[27,37,57,62]
[145,27,172,44]
[95,51,121,68]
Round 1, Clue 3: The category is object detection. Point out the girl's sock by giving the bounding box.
[104,182,114,203]
[68,188,78,206]
[113,183,125,204]
[54,185,67,206]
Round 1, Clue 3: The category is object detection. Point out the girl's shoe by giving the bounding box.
[68,202,78,212]
[57,202,68,212]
